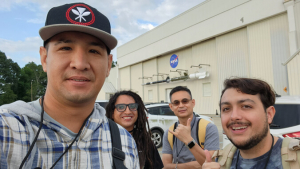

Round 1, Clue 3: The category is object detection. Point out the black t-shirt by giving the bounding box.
[142,145,164,169]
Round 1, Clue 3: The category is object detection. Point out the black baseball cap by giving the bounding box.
[39,3,117,50]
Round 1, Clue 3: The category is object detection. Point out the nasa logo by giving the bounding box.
[170,54,178,68]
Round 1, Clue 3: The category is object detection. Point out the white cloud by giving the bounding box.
[22,56,40,63]
[1,0,204,36]
[0,37,42,67]
[1,0,205,65]
[106,0,205,47]
[27,18,44,24]
[0,37,42,53]
[0,0,14,11]
[140,23,155,31]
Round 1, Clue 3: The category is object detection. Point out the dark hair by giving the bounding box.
[169,86,192,101]
[220,77,276,110]
[105,90,154,168]
[43,37,111,55]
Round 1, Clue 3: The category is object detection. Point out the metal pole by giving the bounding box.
[31,80,33,101]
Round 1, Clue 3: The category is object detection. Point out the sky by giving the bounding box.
[0,0,205,68]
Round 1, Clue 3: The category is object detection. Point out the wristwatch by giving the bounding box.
[186,139,196,149]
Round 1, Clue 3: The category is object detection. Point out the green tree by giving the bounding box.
[0,51,21,105]
[0,51,47,104]
[0,84,17,105]
[111,61,117,68]
[18,62,47,102]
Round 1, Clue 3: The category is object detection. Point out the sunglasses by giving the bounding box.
[171,98,192,106]
[115,103,139,112]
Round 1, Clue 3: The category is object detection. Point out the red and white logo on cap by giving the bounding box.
[66,4,95,25]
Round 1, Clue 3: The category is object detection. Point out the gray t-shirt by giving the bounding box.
[230,138,283,169]
[30,99,77,138]
[162,114,219,163]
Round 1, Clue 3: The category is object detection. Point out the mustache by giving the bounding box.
[65,72,93,80]
[227,121,251,128]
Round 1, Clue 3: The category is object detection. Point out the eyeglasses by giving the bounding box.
[115,103,139,112]
[171,98,192,107]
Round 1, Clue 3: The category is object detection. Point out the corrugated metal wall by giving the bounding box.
[248,19,274,85]
[247,13,289,96]
[295,1,300,50]
[157,52,177,103]
[216,28,249,94]
[288,1,300,95]
[130,63,143,98]
[119,66,131,90]
[269,14,290,95]
[287,53,300,95]
[143,59,158,103]
[118,10,296,114]
[191,39,219,114]
[156,47,192,102]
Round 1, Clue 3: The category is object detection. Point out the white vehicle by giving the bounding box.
[95,100,109,108]
[223,96,300,148]
[146,103,214,148]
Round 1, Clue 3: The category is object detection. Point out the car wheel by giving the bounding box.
[151,130,163,148]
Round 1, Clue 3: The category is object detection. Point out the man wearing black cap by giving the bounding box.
[0,3,139,169]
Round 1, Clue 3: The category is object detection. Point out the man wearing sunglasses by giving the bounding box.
[162,86,219,169]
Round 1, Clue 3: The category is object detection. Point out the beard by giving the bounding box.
[228,116,269,150]
[64,93,93,103]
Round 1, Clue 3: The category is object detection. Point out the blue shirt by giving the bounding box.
[230,138,283,169]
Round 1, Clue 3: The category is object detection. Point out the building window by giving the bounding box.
[148,90,153,100]
[203,82,211,97]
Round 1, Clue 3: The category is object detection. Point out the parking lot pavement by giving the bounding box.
[211,114,223,149]
[158,147,163,156]
[157,114,223,156]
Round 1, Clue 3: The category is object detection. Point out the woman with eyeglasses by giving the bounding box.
[105,90,164,169]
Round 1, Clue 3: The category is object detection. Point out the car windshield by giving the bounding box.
[147,106,175,116]
[271,104,300,129]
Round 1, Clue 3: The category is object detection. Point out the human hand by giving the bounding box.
[168,118,193,145]
[202,150,220,169]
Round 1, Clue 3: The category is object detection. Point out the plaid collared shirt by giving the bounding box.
[0,101,139,169]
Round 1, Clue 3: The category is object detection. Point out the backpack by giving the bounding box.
[212,137,300,169]
[108,118,128,169]
[167,118,210,149]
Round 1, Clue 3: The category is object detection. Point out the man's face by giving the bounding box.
[40,31,112,104]
[220,88,274,150]
[169,91,195,119]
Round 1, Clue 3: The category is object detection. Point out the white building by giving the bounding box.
[96,67,118,100]
[116,0,300,115]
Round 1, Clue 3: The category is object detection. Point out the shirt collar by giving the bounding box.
[178,112,196,127]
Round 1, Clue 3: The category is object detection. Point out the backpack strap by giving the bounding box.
[281,137,300,169]
[168,118,210,150]
[212,143,237,169]
[168,122,178,150]
[196,118,210,149]
[212,137,300,169]
[108,118,127,169]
